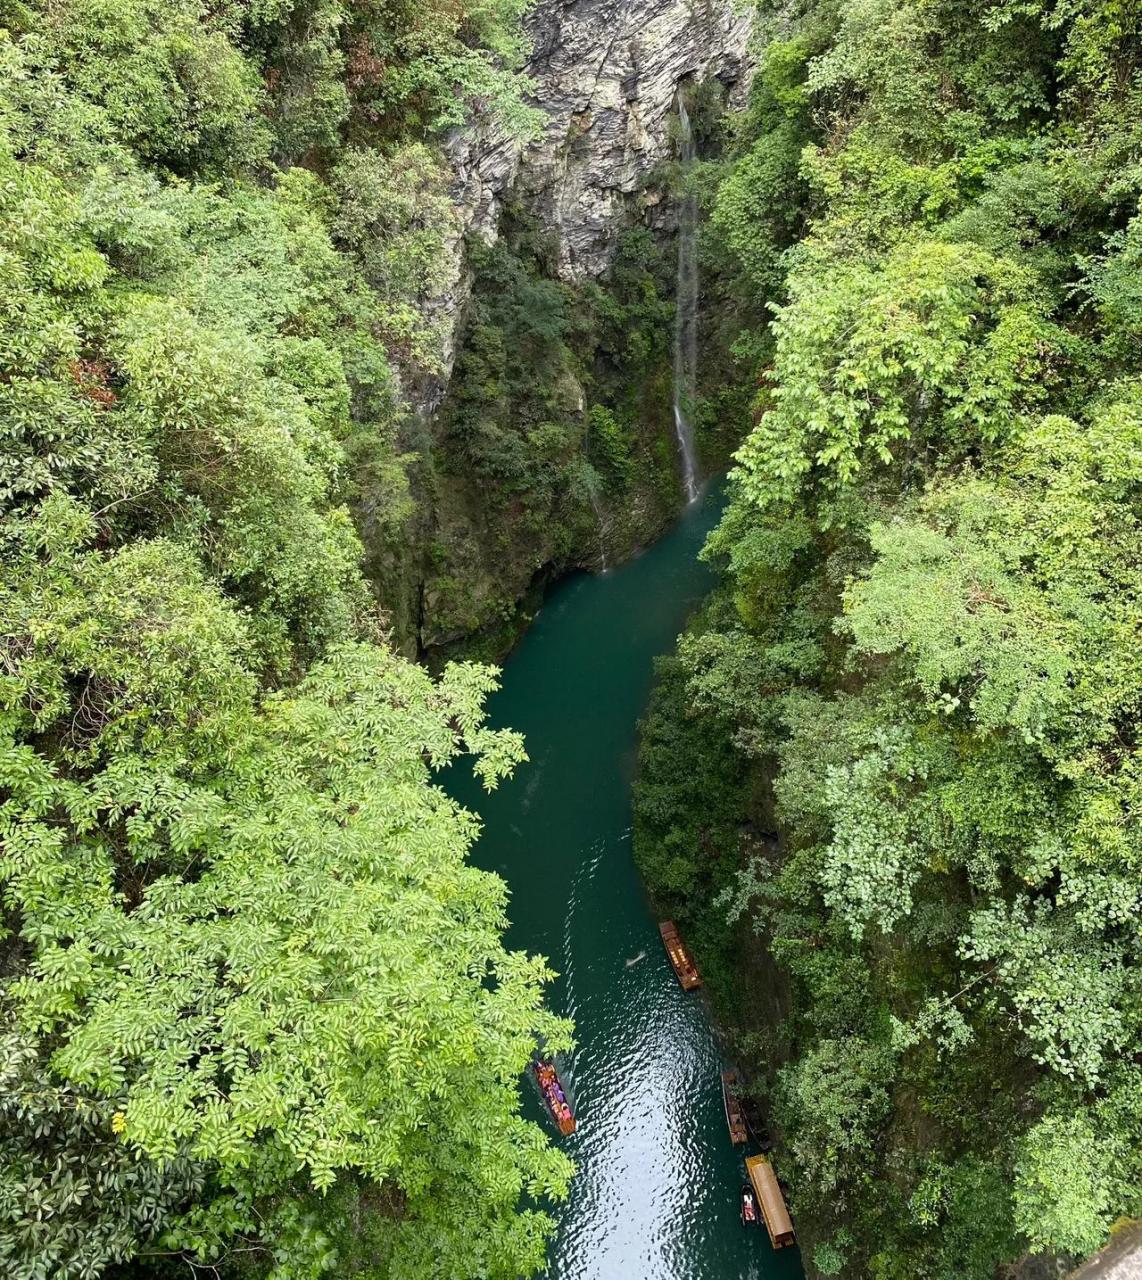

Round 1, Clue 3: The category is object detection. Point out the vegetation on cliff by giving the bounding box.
[422,216,681,650]
[636,1,1142,1275]
[8,0,1141,1272]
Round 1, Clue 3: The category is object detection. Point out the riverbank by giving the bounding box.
[632,621,807,1252]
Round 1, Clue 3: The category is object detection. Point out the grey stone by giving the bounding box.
[1070,1226,1142,1280]
[415,0,753,411]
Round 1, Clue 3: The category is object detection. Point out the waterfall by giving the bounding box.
[587,480,609,573]
[672,95,700,504]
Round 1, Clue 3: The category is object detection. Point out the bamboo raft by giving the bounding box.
[658,920,701,990]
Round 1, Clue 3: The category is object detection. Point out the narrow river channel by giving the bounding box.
[448,485,805,1280]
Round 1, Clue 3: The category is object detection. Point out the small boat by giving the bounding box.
[740,1182,759,1227]
[722,1070,749,1145]
[533,1059,576,1136]
[658,920,701,990]
[745,1153,795,1249]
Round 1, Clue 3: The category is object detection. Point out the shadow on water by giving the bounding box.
[446,481,805,1280]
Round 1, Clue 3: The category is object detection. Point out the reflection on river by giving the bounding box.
[448,484,805,1280]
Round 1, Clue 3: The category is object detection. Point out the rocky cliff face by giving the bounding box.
[425,0,753,404]
[493,0,752,274]
[380,0,753,655]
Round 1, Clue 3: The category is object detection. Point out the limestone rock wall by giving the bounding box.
[506,0,752,276]
[421,0,753,407]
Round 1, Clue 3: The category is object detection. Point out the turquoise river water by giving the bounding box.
[448,484,805,1280]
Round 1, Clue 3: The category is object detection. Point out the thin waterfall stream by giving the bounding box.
[672,96,700,504]
[587,478,609,573]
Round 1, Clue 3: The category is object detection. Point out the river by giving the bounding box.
[447,484,806,1280]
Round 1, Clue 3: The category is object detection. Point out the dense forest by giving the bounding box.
[4,0,1142,1274]
[0,1,581,1276]
[635,0,1142,1277]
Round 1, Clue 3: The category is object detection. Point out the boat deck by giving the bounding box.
[533,1060,576,1136]
[658,920,702,990]
[745,1154,795,1249]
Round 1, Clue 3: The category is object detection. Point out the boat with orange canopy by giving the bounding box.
[745,1154,795,1249]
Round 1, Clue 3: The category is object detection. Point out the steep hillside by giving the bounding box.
[0,0,756,1273]
[635,1,1142,1276]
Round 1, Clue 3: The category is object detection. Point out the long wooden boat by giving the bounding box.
[658,920,701,990]
[721,1070,749,1145]
[533,1059,576,1136]
[745,1154,795,1249]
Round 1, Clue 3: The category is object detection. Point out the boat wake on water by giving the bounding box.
[624,950,647,968]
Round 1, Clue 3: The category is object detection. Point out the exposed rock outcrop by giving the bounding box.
[1069,1225,1142,1280]
[424,0,753,406]
[506,0,752,276]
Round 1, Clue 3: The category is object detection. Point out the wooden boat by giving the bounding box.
[533,1059,576,1136]
[740,1181,759,1227]
[658,920,701,990]
[721,1070,749,1145]
[745,1154,795,1249]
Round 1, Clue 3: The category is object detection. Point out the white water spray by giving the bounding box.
[672,94,700,504]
